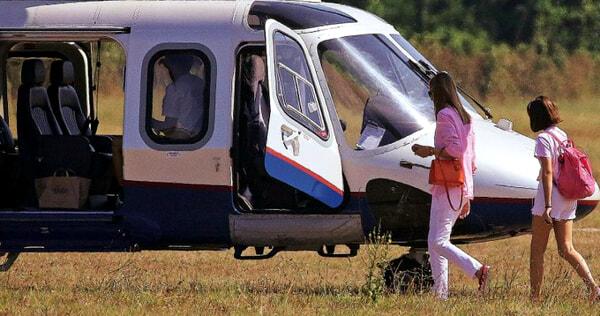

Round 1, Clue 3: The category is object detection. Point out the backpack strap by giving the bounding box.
[544,129,572,149]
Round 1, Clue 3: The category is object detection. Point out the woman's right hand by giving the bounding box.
[543,207,553,225]
[412,144,433,158]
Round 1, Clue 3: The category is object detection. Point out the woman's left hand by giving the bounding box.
[459,200,471,219]
[412,144,434,158]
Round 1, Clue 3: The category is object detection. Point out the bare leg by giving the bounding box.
[553,219,598,296]
[530,215,552,301]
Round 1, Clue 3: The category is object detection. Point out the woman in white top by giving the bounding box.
[527,96,600,302]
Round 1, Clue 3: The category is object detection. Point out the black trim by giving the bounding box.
[248,2,356,30]
[0,27,130,34]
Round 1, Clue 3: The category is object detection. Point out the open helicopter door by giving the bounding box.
[264,20,344,208]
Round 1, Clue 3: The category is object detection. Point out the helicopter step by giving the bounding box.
[233,243,360,260]
[229,213,363,248]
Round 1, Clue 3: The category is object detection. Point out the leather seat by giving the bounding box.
[16,60,90,183]
[48,60,112,154]
[48,60,115,196]
[48,60,91,136]
[17,59,62,155]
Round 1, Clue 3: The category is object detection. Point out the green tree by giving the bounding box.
[330,0,600,53]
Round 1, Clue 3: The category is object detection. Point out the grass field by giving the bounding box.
[1,234,600,314]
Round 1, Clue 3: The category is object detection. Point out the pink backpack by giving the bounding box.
[546,131,596,199]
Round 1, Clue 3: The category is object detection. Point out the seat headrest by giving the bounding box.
[21,59,45,85]
[50,60,75,85]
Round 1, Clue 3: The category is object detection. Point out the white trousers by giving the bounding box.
[428,186,482,300]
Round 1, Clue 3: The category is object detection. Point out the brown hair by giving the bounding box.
[527,96,562,132]
[429,72,471,124]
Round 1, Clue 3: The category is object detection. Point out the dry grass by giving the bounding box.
[1,233,600,315]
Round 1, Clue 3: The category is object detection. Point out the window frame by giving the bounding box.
[272,32,329,140]
[140,43,216,151]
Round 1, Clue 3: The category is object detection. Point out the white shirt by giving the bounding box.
[531,125,577,220]
[162,73,205,134]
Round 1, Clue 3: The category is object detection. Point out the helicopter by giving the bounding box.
[0,0,597,289]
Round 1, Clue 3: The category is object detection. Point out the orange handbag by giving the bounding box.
[429,159,465,211]
[429,159,465,187]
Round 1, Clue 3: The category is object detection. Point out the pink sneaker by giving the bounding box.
[477,265,491,293]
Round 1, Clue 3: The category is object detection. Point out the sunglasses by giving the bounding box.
[428,90,433,99]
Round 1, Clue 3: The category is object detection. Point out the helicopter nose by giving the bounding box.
[471,121,540,199]
[471,120,599,218]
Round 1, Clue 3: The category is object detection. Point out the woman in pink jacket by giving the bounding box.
[412,72,490,300]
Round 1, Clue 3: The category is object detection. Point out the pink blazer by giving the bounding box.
[432,106,476,199]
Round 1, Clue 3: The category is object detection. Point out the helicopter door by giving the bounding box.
[264,20,344,208]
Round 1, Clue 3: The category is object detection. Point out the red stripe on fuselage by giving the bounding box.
[266,147,344,196]
[348,193,599,207]
[122,180,232,192]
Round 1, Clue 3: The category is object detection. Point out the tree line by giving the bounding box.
[333,0,600,54]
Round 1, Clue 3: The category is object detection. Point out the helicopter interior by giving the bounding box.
[233,45,337,213]
[0,39,125,211]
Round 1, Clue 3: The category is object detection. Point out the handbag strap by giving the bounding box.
[438,159,464,212]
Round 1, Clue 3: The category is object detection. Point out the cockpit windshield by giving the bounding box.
[318,34,480,150]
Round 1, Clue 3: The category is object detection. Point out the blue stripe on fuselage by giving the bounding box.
[264,150,343,208]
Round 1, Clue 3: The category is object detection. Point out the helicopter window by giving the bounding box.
[318,34,434,150]
[146,50,210,144]
[278,64,301,112]
[389,34,484,119]
[274,32,328,139]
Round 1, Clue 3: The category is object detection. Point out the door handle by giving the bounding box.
[281,124,300,156]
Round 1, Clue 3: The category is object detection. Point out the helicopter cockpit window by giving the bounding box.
[146,50,210,144]
[318,35,433,150]
[390,34,485,119]
[274,32,327,139]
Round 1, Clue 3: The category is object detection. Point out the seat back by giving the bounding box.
[49,60,89,136]
[30,86,62,136]
[17,59,63,155]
